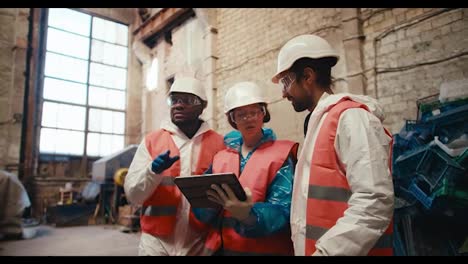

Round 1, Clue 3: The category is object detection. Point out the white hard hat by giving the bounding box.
[224,82,267,114]
[169,76,207,101]
[271,34,339,83]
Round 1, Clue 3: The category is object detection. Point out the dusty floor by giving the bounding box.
[0,224,141,256]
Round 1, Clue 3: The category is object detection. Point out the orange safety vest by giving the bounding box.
[305,98,394,256]
[204,140,299,256]
[140,129,225,237]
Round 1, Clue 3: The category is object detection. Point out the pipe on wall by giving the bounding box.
[19,8,35,181]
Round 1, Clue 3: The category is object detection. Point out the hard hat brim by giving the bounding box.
[271,53,339,84]
[271,71,284,84]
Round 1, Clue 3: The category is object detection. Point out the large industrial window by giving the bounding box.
[39,8,128,158]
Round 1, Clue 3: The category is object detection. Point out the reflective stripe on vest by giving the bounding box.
[141,129,224,237]
[142,205,177,216]
[306,98,394,256]
[205,140,298,256]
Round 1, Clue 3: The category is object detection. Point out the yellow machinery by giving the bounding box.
[114,168,128,186]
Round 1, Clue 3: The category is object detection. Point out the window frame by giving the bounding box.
[37,8,129,162]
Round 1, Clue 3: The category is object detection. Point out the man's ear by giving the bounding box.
[202,100,208,109]
[303,67,316,85]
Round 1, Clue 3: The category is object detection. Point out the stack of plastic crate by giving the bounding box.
[392,85,468,255]
[409,143,466,210]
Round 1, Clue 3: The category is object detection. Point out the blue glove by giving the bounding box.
[151,150,180,174]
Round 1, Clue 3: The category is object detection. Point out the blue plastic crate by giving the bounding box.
[416,93,440,122]
[432,178,468,206]
[455,149,468,169]
[394,184,418,208]
[420,97,468,122]
[404,120,434,136]
[427,104,468,143]
[415,145,465,191]
[394,145,429,180]
[408,181,434,210]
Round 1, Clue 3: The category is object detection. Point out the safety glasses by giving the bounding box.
[230,107,265,123]
[167,94,202,106]
[279,72,296,93]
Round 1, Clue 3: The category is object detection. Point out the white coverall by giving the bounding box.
[124,119,213,256]
[291,92,395,256]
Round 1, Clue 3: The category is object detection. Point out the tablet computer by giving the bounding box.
[174,172,246,208]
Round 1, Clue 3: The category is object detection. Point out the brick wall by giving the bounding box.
[214,7,468,144]
[0,8,30,173]
[214,8,345,147]
[141,14,216,135]
[361,8,468,133]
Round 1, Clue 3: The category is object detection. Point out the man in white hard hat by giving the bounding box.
[124,76,225,255]
[193,81,298,255]
[272,34,394,256]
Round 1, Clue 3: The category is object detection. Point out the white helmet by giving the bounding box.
[169,76,207,101]
[224,81,267,114]
[271,34,339,83]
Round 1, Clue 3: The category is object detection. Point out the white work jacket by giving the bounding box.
[291,92,394,256]
[124,119,212,256]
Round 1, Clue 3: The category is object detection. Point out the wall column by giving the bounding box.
[342,8,366,94]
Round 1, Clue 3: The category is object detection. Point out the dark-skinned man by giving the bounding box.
[124,76,225,255]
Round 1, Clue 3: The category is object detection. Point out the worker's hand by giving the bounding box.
[207,184,253,221]
[151,150,180,174]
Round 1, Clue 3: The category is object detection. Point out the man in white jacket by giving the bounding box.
[271,34,395,256]
[124,76,224,255]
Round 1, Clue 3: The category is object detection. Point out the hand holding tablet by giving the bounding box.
[174,172,247,208]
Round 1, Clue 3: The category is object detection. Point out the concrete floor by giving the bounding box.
[0,225,141,256]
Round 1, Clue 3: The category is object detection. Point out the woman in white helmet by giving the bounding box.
[272,34,394,256]
[193,81,299,256]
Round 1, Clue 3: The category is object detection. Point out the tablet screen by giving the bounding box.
[174,172,246,208]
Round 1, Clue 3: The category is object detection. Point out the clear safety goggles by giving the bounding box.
[167,94,202,106]
[230,106,265,123]
[279,72,296,93]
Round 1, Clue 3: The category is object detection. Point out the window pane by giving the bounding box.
[112,111,125,134]
[43,77,87,105]
[48,8,91,36]
[88,86,106,109]
[87,133,124,157]
[91,40,127,68]
[110,134,124,155]
[88,108,100,132]
[57,103,86,130]
[41,102,58,129]
[89,86,125,110]
[46,27,90,59]
[108,89,126,110]
[89,63,127,90]
[39,128,56,154]
[92,17,128,46]
[42,102,86,130]
[45,52,88,83]
[101,110,113,133]
[88,109,125,134]
[40,128,84,155]
[86,133,100,157]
